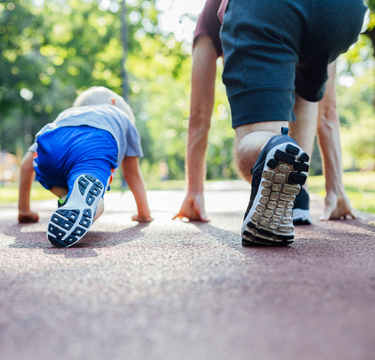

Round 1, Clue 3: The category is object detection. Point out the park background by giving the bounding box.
[0,0,374,213]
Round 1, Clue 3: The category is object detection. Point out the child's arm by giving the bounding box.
[122,156,152,222]
[18,151,39,223]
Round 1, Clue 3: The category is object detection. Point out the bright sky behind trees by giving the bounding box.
[157,0,203,42]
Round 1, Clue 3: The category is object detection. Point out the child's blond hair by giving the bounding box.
[73,86,135,124]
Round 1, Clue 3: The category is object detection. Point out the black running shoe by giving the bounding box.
[47,175,105,248]
[293,187,312,225]
[242,128,310,246]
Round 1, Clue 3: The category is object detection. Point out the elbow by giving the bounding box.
[189,110,212,134]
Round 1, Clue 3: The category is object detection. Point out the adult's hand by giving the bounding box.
[320,191,356,221]
[131,214,153,223]
[173,192,209,222]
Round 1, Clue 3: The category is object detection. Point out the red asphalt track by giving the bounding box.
[1,183,375,360]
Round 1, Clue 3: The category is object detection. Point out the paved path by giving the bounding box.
[1,185,375,360]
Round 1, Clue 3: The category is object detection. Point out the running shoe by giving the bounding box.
[293,187,312,225]
[47,174,105,247]
[242,128,310,246]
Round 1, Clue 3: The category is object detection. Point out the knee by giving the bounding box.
[235,144,258,182]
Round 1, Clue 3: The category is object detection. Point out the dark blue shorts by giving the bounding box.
[221,0,367,128]
[33,126,118,196]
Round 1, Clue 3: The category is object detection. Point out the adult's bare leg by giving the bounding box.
[234,98,317,182]
[234,121,310,245]
[289,95,318,159]
[288,95,318,225]
[234,122,288,182]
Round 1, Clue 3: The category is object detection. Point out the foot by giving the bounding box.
[47,175,105,248]
[242,131,309,246]
[293,187,312,225]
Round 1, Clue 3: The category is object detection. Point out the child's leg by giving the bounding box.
[50,186,68,199]
[48,174,105,246]
[43,126,118,247]
[65,157,114,221]
[94,198,104,221]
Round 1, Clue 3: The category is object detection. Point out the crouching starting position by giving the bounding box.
[18,86,152,247]
[220,0,368,245]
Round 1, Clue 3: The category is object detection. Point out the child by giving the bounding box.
[18,86,152,248]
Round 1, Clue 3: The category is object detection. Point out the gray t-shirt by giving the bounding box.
[30,104,143,164]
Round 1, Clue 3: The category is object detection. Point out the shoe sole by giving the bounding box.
[293,208,312,225]
[242,143,309,246]
[47,175,105,248]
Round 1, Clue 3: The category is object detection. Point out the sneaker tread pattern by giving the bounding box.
[47,174,103,248]
[243,143,309,246]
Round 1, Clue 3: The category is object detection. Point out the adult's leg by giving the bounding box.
[289,96,318,160]
[288,96,318,225]
[288,0,367,226]
[221,0,310,245]
[234,122,287,182]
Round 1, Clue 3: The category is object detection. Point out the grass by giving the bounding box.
[308,171,375,214]
[1,171,375,214]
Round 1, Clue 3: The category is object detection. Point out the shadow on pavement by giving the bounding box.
[2,215,374,260]
[192,222,299,255]
[193,217,375,255]
[3,221,150,258]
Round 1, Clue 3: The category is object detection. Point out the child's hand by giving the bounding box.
[132,214,153,223]
[18,210,39,224]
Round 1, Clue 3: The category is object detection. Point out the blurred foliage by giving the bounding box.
[0,0,373,182]
[0,0,236,181]
[339,68,375,170]
[338,3,375,171]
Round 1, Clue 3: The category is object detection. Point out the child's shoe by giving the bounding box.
[47,175,105,247]
[242,128,310,246]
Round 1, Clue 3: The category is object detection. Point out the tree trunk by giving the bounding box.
[120,0,129,100]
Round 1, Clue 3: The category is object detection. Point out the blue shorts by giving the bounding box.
[33,126,118,196]
[221,0,367,128]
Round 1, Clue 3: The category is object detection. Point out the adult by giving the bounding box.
[175,0,355,224]
[175,0,365,246]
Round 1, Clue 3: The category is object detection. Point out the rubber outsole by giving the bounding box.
[242,143,309,247]
[47,175,104,248]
